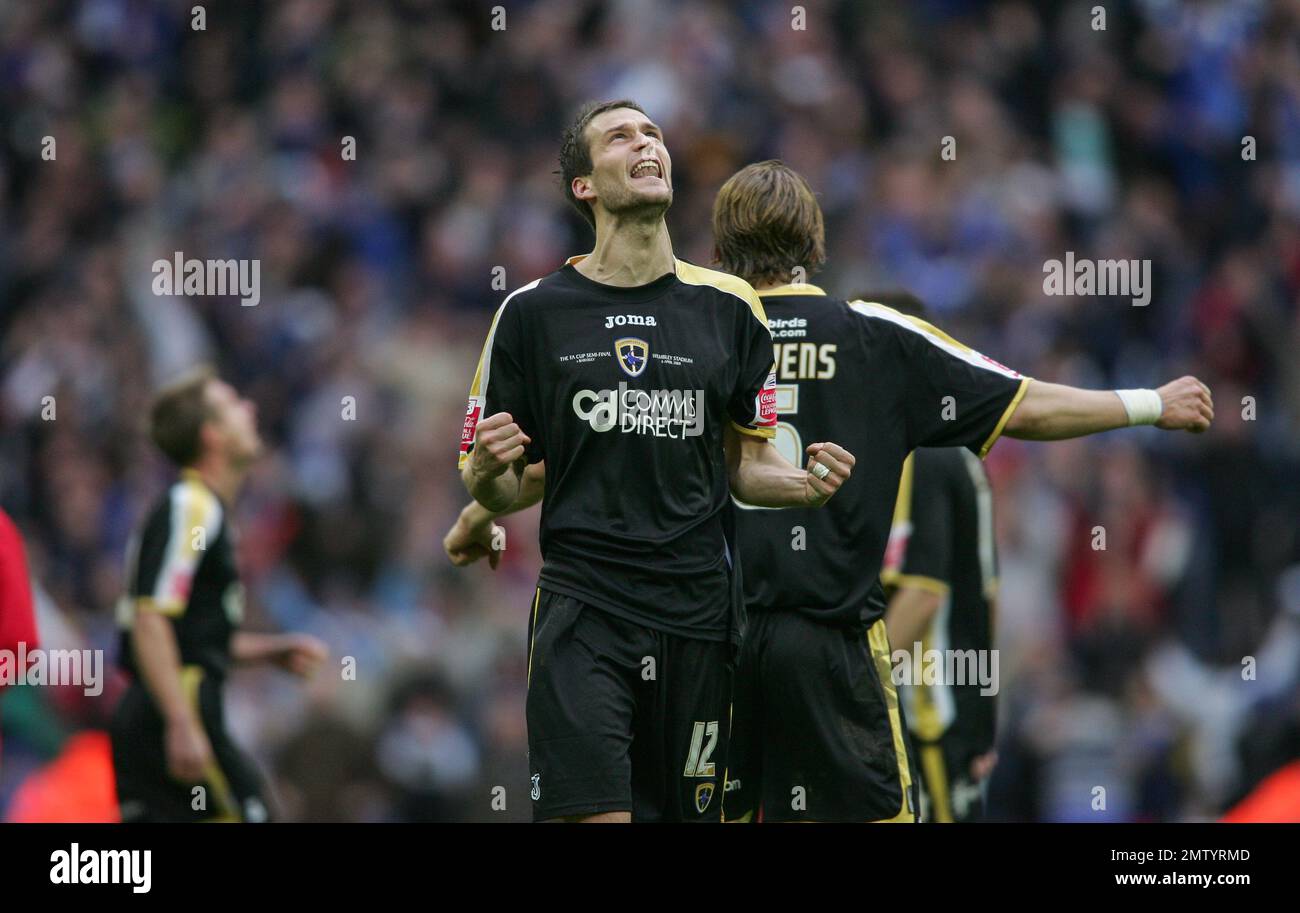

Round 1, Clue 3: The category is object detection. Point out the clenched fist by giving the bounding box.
[444,512,504,569]
[804,441,855,506]
[1155,376,1213,433]
[469,412,531,480]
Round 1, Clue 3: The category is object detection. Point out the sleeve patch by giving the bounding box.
[460,395,484,462]
[882,520,912,578]
[167,570,194,605]
[757,370,778,429]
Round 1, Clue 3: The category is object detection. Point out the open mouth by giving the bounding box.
[630,158,663,181]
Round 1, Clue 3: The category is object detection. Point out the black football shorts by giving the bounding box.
[723,611,918,822]
[111,666,269,823]
[525,588,733,822]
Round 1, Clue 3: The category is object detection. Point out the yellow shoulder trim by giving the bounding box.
[979,377,1031,459]
[902,314,973,354]
[849,300,973,353]
[757,283,827,297]
[675,260,769,326]
[175,474,221,556]
[177,469,221,515]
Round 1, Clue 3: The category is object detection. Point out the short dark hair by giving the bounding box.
[149,365,216,467]
[713,160,826,287]
[559,99,648,230]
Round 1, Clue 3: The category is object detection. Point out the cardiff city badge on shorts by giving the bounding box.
[615,337,649,378]
[694,781,715,814]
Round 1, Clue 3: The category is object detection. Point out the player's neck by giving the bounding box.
[578,217,674,287]
[186,457,246,505]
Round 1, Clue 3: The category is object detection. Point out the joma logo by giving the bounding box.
[605,314,657,328]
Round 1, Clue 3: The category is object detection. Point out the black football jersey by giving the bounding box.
[459,256,777,641]
[731,283,1028,629]
[117,469,244,680]
[882,446,999,758]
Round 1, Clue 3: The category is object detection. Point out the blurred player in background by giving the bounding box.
[111,367,328,822]
[877,291,1002,823]
[708,161,1214,823]
[455,101,853,822]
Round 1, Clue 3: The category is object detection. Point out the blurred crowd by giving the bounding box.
[1,0,1298,821]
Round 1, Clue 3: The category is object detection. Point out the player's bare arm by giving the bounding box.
[462,411,531,512]
[445,461,546,569]
[724,424,854,507]
[131,609,213,783]
[884,584,943,651]
[1004,375,1213,440]
[231,631,328,678]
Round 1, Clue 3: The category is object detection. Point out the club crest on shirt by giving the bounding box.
[694,781,715,813]
[614,337,649,378]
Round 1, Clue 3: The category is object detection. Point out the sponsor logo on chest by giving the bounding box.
[573,383,706,439]
[604,314,657,329]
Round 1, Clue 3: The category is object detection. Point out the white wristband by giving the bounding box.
[1115,389,1163,426]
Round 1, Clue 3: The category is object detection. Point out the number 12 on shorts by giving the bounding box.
[683,720,719,777]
